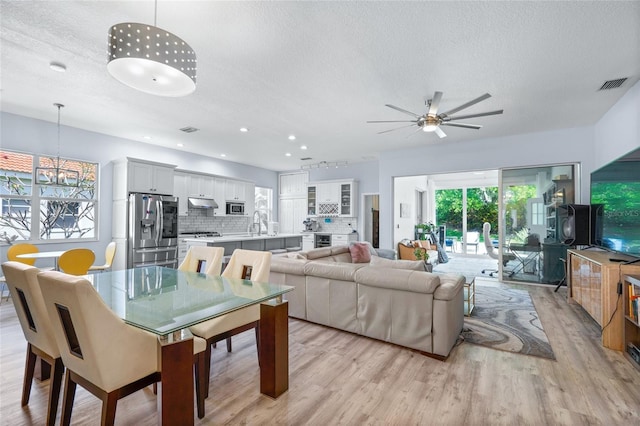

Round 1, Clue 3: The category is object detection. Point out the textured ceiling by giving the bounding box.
[1,1,639,171]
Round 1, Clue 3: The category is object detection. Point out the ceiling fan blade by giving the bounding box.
[367,120,417,123]
[385,104,422,118]
[443,109,504,121]
[427,91,443,116]
[377,123,417,134]
[439,93,492,117]
[405,127,424,139]
[434,127,447,138]
[441,122,482,129]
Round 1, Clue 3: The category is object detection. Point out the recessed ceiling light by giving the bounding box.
[177,143,184,147]
[143,135,152,140]
[49,62,67,72]
[285,152,292,157]
[300,145,308,150]
[240,127,249,132]
[221,153,226,157]
[288,135,296,141]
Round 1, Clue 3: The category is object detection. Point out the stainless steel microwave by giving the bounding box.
[226,202,245,215]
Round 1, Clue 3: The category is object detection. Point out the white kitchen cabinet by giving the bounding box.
[225,179,247,202]
[189,174,215,198]
[280,172,308,197]
[307,185,317,217]
[331,233,357,247]
[127,159,175,195]
[244,182,256,218]
[339,181,358,217]
[302,234,315,251]
[212,177,226,216]
[317,182,340,203]
[173,172,190,216]
[279,198,307,234]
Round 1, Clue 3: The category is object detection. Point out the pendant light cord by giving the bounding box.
[54,103,64,166]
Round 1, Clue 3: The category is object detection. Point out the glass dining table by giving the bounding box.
[86,266,293,426]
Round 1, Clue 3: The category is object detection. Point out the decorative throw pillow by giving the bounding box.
[370,255,426,271]
[349,242,372,263]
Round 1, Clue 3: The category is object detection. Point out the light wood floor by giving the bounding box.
[2,284,640,425]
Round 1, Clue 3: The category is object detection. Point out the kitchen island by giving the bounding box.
[184,234,303,256]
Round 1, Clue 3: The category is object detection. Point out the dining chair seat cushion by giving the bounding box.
[193,336,206,354]
[189,305,260,340]
[37,271,159,393]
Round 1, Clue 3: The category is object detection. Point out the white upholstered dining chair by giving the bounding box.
[189,249,272,396]
[37,270,209,424]
[178,246,224,275]
[1,261,64,426]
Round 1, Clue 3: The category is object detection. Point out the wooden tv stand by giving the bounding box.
[567,249,640,351]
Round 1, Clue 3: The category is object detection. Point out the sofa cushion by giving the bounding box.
[369,256,426,271]
[349,242,372,263]
[304,262,365,281]
[355,267,441,294]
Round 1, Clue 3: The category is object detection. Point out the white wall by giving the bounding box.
[307,160,379,194]
[0,112,278,265]
[393,175,428,247]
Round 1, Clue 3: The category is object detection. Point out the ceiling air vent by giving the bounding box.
[300,157,312,161]
[179,126,200,133]
[598,78,627,91]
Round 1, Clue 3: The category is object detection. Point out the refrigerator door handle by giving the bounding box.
[157,199,163,246]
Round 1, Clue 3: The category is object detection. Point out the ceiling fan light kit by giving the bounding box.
[107,1,197,97]
[368,91,503,138]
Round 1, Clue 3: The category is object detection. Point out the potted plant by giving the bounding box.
[414,222,435,240]
[413,247,432,272]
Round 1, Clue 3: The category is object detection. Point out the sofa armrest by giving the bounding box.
[433,273,465,301]
[355,267,441,293]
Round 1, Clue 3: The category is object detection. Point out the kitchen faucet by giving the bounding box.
[252,210,262,236]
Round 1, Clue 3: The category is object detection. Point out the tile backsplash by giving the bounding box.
[179,208,250,234]
[313,217,358,234]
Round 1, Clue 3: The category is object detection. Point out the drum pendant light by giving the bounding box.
[107,0,197,97]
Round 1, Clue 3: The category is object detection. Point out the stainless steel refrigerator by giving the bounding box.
[128,193,179,268]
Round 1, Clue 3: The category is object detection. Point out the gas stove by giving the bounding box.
[179,231,221,238]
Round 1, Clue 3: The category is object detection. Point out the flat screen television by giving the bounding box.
[590,147,640,258]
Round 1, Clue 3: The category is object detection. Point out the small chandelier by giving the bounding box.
[107,0,197,97]
[35,103,79,187]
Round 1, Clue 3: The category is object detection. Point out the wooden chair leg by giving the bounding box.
[255,324,260,367]
[194,352,206,419]
[226,337,232,352]
[46,358,64,426]
[101,392,118,426]
[61,370,77,426]
[22,344,37,406]
[204,341,212,399]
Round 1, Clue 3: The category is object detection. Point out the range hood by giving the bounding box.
[188,197,219,209]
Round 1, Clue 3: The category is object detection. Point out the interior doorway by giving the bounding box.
[362,194,380,248]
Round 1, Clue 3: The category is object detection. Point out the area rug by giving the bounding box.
[461,284,556,359]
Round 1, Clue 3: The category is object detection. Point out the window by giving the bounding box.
[255,186,273,233]
[0,150,98,242]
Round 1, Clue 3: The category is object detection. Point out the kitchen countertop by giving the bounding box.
[183,233,304,243]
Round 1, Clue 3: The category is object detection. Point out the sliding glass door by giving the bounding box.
[500,164,579,284]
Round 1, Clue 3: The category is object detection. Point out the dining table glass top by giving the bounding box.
[85,266,293,336]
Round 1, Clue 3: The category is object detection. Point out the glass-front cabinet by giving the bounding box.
[307,180,358,217]
[307,185,316,216]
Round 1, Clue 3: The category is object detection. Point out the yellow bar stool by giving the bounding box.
[58,249,95,275]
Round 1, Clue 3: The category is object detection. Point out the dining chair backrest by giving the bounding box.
[88,242,116,272]
[7,243,39,266]
[37,271,159,393]
[222,249,271,283]
[1,261,60,357]
[58,248,95,275]
[179,246,224,275]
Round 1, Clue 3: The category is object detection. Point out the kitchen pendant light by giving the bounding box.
[35,103,79,187]
[107,0,197,97]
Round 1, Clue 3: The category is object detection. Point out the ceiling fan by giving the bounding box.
[367,91,503,138]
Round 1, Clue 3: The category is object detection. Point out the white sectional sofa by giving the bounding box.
[269,245,465,359]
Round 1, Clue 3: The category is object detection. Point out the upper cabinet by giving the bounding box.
[127,159,175,195]
[174,171,190,215]
[225,179,247,202]
[189,174,215,198]
[307,179,358,217]
[279,172,308,198]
